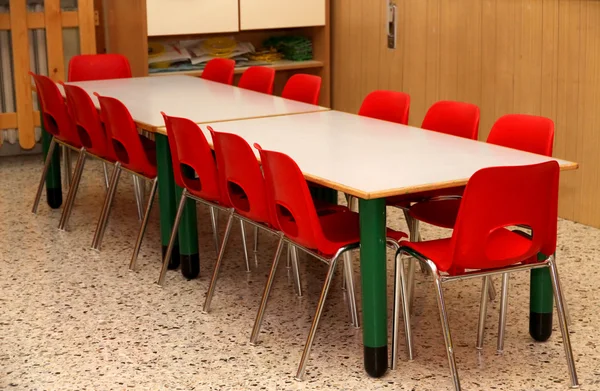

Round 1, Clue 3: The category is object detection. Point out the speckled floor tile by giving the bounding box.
[1,155,598,391]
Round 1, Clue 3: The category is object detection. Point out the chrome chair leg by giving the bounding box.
[476,276,490,350]
[129,177,159,271]
[58,148,87,231]
[286,242,292,269]
[132,175,144,221]
[91,162,122,251]
[392,249,414,370]
[497,273,510,353]
[253,225,259,253]
[553,259,572,326]
[157,190,187,286]
[250,235,285,345]
[290,245,303,297]
[32,137,57,214]
[342,251,359,328]
[209,207,220,257]
[240,219,250,272]
[548,258,579,388]
[203,210,235,313]
[404,211,420,308]
[62,145,72,188]
[431,265,461,391]
[102,162,110,190]
[295,253,342,381]
[488,278,496,301]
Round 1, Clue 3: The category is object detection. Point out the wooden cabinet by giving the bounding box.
[239,0,326,30]
[146,0,239,36]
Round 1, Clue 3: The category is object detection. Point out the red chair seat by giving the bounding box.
[409,199,462,229]
[400,227,534,273]
[386,186,465,208]
[318,210,407,257]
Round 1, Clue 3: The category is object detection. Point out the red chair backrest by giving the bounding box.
[68,54,132,82]
[358,90,411,125]
[238,66,275,94]
[96,94,156,178]
[281,74,322,105]
[161,114,221,202]
[421,100,480,140]
[255,144,331,251]
[210,129,276,226]
[449,161,559,271]
[487,114,554,156]
[30,72,79,145]
[201,58,235,85]
[62,84,113,159]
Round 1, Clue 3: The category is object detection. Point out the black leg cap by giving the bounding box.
[181,253,200,280]
[364,345,388,378]
[530,312,553,342]
[46,188,62,209]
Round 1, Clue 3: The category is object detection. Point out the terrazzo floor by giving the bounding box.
[1,155,599,391]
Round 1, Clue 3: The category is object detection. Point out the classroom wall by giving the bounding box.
[331,0,600,227]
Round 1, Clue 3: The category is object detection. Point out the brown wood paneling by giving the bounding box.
[0,113,17,129]
[331,0,600,227]
[105,0,148,76]
[44,0,66,81]
[78,0,97,54]
[9,0,34,149]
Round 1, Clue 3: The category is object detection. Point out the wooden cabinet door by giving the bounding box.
[146,0,239,36]
[239,0,326,30]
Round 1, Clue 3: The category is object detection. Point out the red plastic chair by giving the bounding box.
[421,100,480,140]
[250,144,407,381]
[30,72,82,214]
[391,161,577,390]
[156,114,231,286]
[201,58,235,85]
[56,84,120,230]
[281,74,322,105]
[238,66,275,94]
[68,54,132,82]
[201,129,284,312]
[90,94,158,270]
[386,100,481,239]
[358,90,411,125]
[409,114,555,229]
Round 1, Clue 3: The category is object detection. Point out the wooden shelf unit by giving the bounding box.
[104,0,331,106]
[0,0,96,149]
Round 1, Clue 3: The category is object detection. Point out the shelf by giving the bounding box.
[149,60,324,77]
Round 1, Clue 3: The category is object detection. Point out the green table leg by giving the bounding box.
[41,120,62,209]
[530,253,554,341]
[358,198,388,378]
[174,165,199,279]
[155,134,180,270]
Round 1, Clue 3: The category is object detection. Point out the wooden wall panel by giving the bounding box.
[9,0,34,149]
[332,0,600,227]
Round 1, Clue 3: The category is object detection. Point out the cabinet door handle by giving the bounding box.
[387,1,397,49]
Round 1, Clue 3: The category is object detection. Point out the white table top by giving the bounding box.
[202,111,578,199]
[62,75,328,133]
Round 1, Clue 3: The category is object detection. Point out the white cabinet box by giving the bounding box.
[147,0,240,36]
[239,0,326,30]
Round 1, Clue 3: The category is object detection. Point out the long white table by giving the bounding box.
[201,111,576,198]
[201,110,577,377]
[62,75,329,132]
